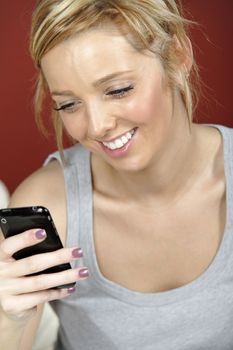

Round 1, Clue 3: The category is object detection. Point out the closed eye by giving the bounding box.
[53,85,134,113]
[106,85,134,98]
[53,101,79,113]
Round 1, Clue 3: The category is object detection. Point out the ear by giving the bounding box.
[172,34,193,75]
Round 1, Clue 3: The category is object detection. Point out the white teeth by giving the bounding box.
[109,142,116,150]
[121,136,128,144]
[115,139,124,148]
[103,128,135,150]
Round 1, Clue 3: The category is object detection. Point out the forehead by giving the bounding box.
[41,27,160,88]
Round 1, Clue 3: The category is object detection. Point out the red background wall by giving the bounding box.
[1,0,233,194]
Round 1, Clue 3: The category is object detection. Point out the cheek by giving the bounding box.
[125,80,172,125]
[61,115,87,141]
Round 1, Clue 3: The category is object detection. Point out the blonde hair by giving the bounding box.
[30,0,199,153]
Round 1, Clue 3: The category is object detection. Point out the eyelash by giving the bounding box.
[53,85,134,113]
[106,85,134,98]
[54,102,76,112]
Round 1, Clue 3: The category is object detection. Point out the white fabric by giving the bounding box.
[0,180,9,208]
[33,303,59,350]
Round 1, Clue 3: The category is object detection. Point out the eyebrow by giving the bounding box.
[51,70,133,97]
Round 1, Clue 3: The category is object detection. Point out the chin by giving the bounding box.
[108,154,151,173]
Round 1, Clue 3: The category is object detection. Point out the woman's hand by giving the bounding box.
[0,228,88,323]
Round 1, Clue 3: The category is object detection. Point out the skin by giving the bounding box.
[43,29,175,176]
[40,27,226,292]
[42,27,222,204]
[0,25,226,345]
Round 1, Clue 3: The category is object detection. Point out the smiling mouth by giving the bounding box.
[101,128,137,150]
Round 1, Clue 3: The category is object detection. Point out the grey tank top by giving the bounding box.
[45,124,233,350]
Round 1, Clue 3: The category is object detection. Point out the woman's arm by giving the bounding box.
[0,284,44,350]
[0,161,82,349]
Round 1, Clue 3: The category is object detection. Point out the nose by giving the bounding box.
[86,101,117,140]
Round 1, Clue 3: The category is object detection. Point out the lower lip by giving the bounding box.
[99,129,137,158]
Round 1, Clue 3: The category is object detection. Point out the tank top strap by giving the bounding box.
[44,145,92,261]
[68,146,93,253]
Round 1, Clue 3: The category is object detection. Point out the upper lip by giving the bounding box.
[98,128,136,143]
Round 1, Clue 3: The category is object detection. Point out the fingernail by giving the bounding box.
[67,287,76,294]
[72,248,83,258]
[79,268,89,278]
[35,229,46,240]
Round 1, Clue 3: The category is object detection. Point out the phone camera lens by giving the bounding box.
[1,218,7,224]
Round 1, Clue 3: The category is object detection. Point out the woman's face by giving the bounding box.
[41,26,178,172]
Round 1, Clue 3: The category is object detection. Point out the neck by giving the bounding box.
[91,112,218,207]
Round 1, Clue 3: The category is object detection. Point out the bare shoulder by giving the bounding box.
[10,159,64,207]
[193,122,225,192]
[194,123,223,167]
[10,160,67,244]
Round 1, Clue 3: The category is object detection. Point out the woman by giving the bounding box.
[1,1,232,349]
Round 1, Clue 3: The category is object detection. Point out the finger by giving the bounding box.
[1,304,38,322]
[3,247,83,278]
[0,229,46,260]
[1,288,74,319]
[2,267,88,295]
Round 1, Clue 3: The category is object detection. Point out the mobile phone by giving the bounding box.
[0,206,75,289]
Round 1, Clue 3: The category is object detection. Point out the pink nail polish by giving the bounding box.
[35,229,46,239]
[79,268,89,278]
[67,287,76,294]
[72,248,83,258]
